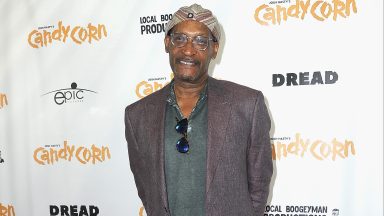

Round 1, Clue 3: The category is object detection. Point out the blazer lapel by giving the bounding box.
[206,77,233,193]
[145,84,170,210]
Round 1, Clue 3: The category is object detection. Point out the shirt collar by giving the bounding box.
[166,79,208,106]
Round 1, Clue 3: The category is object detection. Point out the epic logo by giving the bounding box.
[50,205,99,216]
[0,93,8,109]
[42,82,97,105]
[272,71,338,87]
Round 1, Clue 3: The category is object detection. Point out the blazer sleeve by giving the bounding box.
[125,107,147,208]
[247,91,273,216]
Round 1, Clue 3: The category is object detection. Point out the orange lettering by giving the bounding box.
[310,140,323,160]
[320,2,333,18]
[254,4,269,26]
[33,147,45,165]
[28,30,41,48]
[43,30,52,47]
[76,147,86,164]
[276,5,288,24]
[101,146,111,161]
[311,1,324,21]
[71,26,82,44]
[345,0,357,16]
[78,27,88,42]
[88,23,99,43]
[0,93,8,108]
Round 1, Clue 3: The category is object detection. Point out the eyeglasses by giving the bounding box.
[175,117,189,153]
[170,33,213,51]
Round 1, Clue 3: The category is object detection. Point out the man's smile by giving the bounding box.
[177,58,200,66]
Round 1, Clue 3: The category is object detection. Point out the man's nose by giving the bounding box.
[182,39,196,56]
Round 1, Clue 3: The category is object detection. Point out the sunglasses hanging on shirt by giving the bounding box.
[175,117,189,153]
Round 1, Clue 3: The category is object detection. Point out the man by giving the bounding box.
[125,4,272,216]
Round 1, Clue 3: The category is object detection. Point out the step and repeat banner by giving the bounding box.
[0,0,383,215]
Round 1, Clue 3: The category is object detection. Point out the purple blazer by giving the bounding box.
[125,77,273,216]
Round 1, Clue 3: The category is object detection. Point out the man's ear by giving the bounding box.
[211,42,219,59]
[164,36,171,53]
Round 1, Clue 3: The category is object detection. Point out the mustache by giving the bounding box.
[176,57,200,65]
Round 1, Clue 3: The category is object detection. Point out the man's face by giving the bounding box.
[164,20,219,84]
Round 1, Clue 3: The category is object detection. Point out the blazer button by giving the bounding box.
[164,207,170,215]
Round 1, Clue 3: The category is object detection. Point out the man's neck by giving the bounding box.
[173,77,207,99]
[173,77,208,118]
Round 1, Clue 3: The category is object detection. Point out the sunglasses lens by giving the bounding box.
[176,137,189,153]
[175,118,188,134]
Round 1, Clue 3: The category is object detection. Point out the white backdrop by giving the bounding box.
[0,0,383,215]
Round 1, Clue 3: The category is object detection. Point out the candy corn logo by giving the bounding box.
[271,133,356,161]
[33,140,111,165]
[135,74,173,99]
[254,0,357,25]
[28,21,107,48]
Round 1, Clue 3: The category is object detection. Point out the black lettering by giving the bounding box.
[286,73,298,86]
[299,72,310,85]
[145,25,151,34]
[76,90,84,99]
[151,24,156,32]
[141,23,166,35]
[61,205,70,216]
[140,25,145,34]
[64,91,73,100]
[70,205,79,216]
[157,23,164,33]
[161,14,172,21]
[325,70,338,84]
[265,205,271,212]
[50,205,60,215]
[272,74,285,86]
[286,206,292,212]
[272,71,337,87]
[78,205,87,216]
[140,16,157,24]
[311,71,324,84]
[54,92,66,105]
[90,205,99,216]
